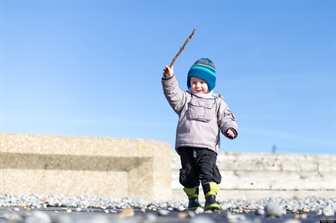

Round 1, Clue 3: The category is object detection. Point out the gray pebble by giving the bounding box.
[220,204,228,210]
[25,211,51,223]
[159,202,168,209]
[145,213,157,222]
[195,207,204,214]
[177,205,186,212]
[265,203,284,217]
[157,209,170,216]
[255,208,265,216]
[50,215,74,223]
[323,207,335,216]
[7,213,24,223]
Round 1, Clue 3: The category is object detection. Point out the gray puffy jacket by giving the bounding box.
[162,75,238,154]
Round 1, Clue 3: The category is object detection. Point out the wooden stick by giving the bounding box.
[169,28,196,68]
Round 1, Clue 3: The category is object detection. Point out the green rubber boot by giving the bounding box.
[203,182,220,211]
[183,187,201,210]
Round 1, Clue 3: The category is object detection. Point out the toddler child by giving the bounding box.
[162,58,238,210]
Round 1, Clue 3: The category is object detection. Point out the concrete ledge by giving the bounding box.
[2,132,335,201]
[0,133,172,201]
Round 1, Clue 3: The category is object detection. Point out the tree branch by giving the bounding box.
[169,28,196,68]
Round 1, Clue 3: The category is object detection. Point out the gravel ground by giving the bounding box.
[0,194,335,223]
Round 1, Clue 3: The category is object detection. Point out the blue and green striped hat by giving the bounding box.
[187,58,216,91]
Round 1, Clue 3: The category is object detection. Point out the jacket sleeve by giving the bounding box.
[217,99,238,139]
[161,75,187,115]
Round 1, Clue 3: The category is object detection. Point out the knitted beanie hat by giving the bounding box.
[187,58,216,91]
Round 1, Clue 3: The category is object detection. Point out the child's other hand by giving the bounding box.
[226,129,236,139]
[163,65,174,78]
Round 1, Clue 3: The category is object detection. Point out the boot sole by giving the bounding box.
[188,206,201,210]
[204,203,220,211]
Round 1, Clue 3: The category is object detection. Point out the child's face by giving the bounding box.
[190,77,209,94]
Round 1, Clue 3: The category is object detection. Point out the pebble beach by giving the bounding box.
[0,194,335,223]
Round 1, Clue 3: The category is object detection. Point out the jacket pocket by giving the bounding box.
[187,103,213,122]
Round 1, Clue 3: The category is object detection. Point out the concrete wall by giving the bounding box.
[1,133,335,202]
[172,151,336,201]
[0,132,172,202]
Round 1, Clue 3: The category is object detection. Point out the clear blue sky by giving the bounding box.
[1,0,335,155]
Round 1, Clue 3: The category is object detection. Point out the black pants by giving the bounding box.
[178,147,222,188]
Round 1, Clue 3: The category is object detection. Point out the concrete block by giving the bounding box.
[3,133,334,201]
[0,132,172,201]
[318,160,336,172]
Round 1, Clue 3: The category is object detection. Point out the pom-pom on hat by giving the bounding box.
[187,58,216,91]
